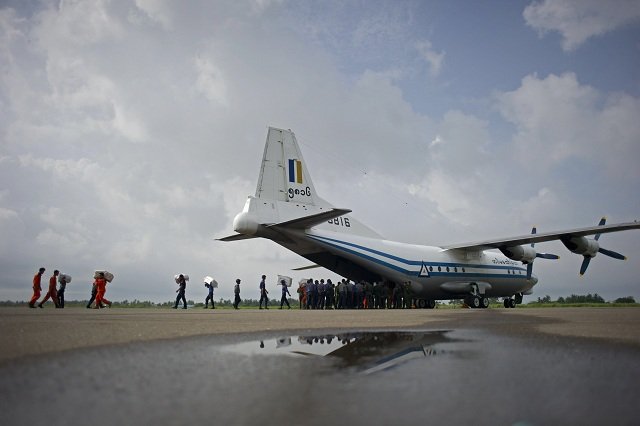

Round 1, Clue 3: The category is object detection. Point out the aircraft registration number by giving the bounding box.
[328,217,351,227]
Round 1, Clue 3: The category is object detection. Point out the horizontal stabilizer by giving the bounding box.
[216,233,259,242]
[267,208,352,230]
[292,264,322,271]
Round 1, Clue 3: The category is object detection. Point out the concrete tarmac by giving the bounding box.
[1,307,639,425]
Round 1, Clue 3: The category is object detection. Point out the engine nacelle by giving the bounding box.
[499,245,537,264]
[233,211,259,235]
[561,236,599,258]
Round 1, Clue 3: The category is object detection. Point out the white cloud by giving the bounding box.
[134,0,174,30]
[18,155,101,182]
[0,1,638,303]
[496,72,640,178]
[415,40,445,77]
[524,0,640,51]
[36,0,125,48]
[194,55,229,106]
[0,207,24,256]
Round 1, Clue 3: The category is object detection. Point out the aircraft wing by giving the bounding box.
[441,221,640,251]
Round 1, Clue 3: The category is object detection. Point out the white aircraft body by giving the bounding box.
[219,127,640,308]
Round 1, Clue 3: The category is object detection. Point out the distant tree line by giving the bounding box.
[534,294,636,304]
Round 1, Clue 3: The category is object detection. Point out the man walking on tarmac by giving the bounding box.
[259,275,269,309]
[29,267,45,308]
[233,279,241,309]
[38,269,60,308]
[173,274,187,309]
[279,279,291,309]
[204,281,215,309]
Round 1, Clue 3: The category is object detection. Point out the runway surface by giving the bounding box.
[1,307,639,425]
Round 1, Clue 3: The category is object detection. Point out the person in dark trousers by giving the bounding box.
[325,279,335,309]
[279,279,291,309]
[173,274,187,309]
[57,274,68,308]
[233,279,241,309]
[204,282,215,309]
[259,275,269,309]
[87,279,97,308]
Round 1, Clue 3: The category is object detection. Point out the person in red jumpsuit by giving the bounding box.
[29,267,45,308]
[38,270,60,308]
[93,272,111,309]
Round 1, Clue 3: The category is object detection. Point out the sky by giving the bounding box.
[1,0,639,304]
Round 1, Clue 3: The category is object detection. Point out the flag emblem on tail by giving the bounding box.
[288,159,303,184]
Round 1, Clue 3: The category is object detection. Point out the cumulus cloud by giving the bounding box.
[415,40,445,77]
[194,55,228,106]
[133,0,174,29]
[524,0,640,51]
[0,1,638,303]
[496,72,640,178]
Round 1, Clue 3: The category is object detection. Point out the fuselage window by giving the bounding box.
[454,267,458,273]
[446,267,450,272]
[437,266,441,272]
[429,266,433,272]
[462,267,466,273]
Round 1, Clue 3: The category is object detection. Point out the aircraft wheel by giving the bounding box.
[503,299,511,308]
[427,299,436,309]
[509,298,517,308]
[469,296,481,309]
[480,297,489,309]
[416,299,427,309]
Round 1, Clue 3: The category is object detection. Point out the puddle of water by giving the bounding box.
[219,330,458,374]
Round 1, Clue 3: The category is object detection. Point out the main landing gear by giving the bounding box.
[464,295,490,309]
[503,293,523,308]
[416,299,436,309]
[503,298,516,308]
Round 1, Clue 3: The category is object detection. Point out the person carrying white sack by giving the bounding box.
[173,274,188,309]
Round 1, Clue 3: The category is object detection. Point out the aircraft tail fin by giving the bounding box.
[224,127,382,240]
[255,127,329,207]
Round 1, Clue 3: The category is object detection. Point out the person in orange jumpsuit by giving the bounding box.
[29,267,45,308]
[38,270,60,308]
[93,272,111,309]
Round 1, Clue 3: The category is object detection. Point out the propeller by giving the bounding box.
[579,217,627,276]
[527,227,560,280]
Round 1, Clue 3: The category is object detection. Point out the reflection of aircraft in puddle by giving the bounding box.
[276,331,454,374]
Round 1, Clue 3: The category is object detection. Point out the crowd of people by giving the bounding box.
[28,268,415,310]
[29,267,112,309]
[296,279,415,310]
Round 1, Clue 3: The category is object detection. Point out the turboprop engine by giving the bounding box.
[560,236,599,258]
[499,227,559,279]
[560,218,627,275]
[499,245,537,264]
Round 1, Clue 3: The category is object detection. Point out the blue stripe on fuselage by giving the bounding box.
[307,233,527,280]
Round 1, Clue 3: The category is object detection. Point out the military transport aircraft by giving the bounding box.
[219,127,640,308]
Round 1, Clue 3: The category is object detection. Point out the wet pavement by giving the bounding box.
[1,316,639,426]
